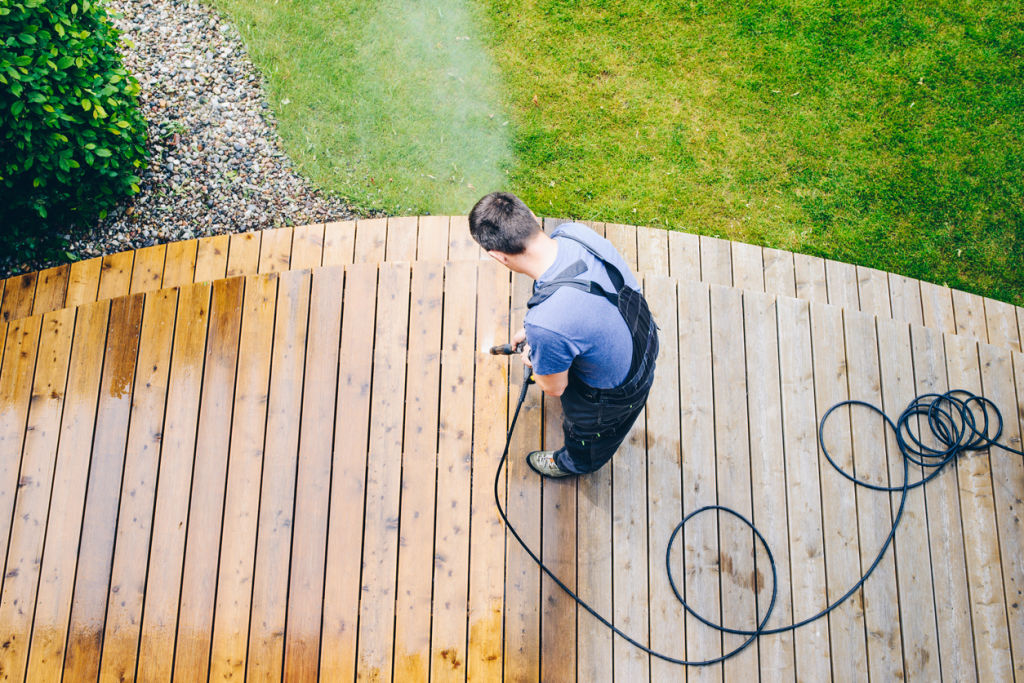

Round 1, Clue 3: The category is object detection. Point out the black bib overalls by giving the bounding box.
[526,233,659,474]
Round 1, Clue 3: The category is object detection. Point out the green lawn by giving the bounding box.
[210,0,1023,304]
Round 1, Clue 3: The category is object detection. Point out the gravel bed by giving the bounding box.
[1,0,368,279]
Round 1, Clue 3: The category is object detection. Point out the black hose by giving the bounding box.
[493,371,1023,666]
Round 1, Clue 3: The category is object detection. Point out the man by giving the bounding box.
[469,191,659,478]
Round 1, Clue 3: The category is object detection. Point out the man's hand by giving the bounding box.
[513,326,567,396]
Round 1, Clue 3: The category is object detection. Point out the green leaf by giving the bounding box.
[54,23,64,37]
[115,120,130,128]
[11,100,24,116]
[33,177,41,188]
[42,104,54,113]
[81,98,91,111]
[18,33,36,44]
[95,148,111,157]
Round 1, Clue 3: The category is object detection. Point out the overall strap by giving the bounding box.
[550,232,629,293]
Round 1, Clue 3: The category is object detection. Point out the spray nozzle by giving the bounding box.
[489,341,525,355]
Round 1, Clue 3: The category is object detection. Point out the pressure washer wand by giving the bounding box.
[489,341,525,355]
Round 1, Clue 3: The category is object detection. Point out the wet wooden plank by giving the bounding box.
[857,265,891,318]
[448,215,480,260]
[194,234,230,282]
[503,272,544,683]
[226,230,262,277]
[246,269,311,682]
[945,333,1013,680]
[979,343,1024,680]
[32,264,70,316]
[763,247,796,298]
[984,298,1022,352]
[952,289,988,342]
[393,262,444,682]
[416,215,451,263]
[636,225,669,277]
[711,285,759,680]
[825,260,858,309]
[844,310,904,680]
[128,243,167,294]
[644,276,686,680]
[161,240,198,289]
[63,293,144,682]
[96,251,135,303]
[430,260,477,682]
[385,215,418,261]
[174,277,244,682]
[354,217,387,263]
[319,263,377,680]
[23,301,108,681]
[65,257,103,308]
[208,273,278,682]
[910,325,977,680]
[257,227,293,274]
[97,288,176,683]
[322,220,356,266]
[2,272,37,323]
[743,291,796,680]
[888,273,924,327]
[731,241,764,292]
[777,296,831,680]
[605,223,638,271]
[355,263,410,682]
[137,283,212,682]
[920,281,956,334]
[466,261,510,681]
[699,235,731,287]
[0,309,73,679]
[793,253,827,304]
[667,229,700,282]
[290,223,325,269]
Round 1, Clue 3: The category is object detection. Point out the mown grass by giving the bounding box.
[210,0,1023,303]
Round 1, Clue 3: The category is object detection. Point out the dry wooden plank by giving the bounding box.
[711,285,759,679]
[644,276,686,681]
[793,252,827,304]
[97,287,176,683]
[385,215,418,261]
[636,225,669,276]
[743,291,796,679]
[945,333,1013,679]
[503,272,544,683]
[282,266,344,682]
[161,239,198,289]
[354,263,410,682]
[466,261,510,681]
[699,235,732,287]
[353,217,387,263]
[677,281,720,677]
[65,257,103,308]
[809,302,868,680]
[825,260,859,309]
[393,262,444,682]
[290,222,325,269]
[1,272,37,323]
[227,230,262,277]
[952,289,989,342]
[416,215,451,262]
[777,296,831,680]
[173,277,244,682]
[63,293,144,681]
[0,308,73,680]
[605,223,638,271]
[910,324,976,679]
[888,273,924,327]
[137,283,212,682]
[1019,307,1024,354]
[430,260,477,682]
[257,227,293,274]
[579,220,606,237]
[23,301,108,682]
[96,250,135,301]
[208,272,278,682]
[920,281,956,334]
[763,247,796,298]
[984,298,1022,352]
[448,215,480,260]
[844,310,904,680]
[857,265,891,318]
[979,343,1024,680]
[128,243,167,294]
[32,264,70,316]
[246,269,310,682]
[731,240,764,292]
[319,263,377,680]
[322,220,356,266]
[194,234,230,282]
[667,230,700,282]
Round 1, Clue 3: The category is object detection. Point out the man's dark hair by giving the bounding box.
[469,191,540,254]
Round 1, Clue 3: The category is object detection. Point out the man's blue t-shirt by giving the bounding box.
[524,223,639,389]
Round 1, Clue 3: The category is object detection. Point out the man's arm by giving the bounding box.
[517,335,569,397]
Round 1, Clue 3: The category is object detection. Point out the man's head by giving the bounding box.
[469,191,540,255]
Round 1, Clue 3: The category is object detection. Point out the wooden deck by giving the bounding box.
[0,217,1021,681]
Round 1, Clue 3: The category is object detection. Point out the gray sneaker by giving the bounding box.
[527,450,574,478]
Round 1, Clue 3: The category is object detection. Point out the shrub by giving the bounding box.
[0,0,148,260]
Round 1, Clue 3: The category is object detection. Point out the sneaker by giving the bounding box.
[526,450,574,479]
